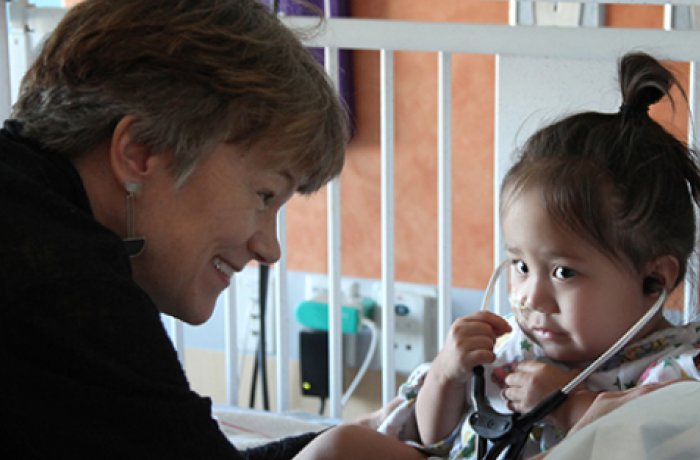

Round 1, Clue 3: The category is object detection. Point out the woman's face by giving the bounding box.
[132,143,297,324]
[501,186,657,366]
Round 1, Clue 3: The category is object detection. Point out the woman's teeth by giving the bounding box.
[213,257,235,278]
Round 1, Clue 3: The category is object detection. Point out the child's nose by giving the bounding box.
[524,277,558,314]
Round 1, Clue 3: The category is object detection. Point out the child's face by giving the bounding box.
[502,186,650,366]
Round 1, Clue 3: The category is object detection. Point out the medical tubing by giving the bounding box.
[341,318,378,406]
[479,260,510,312]
[561,289,667,394]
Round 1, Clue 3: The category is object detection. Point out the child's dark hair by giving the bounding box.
[502,52,700,286]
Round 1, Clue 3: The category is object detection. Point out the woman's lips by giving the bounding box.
[212,256,236,286]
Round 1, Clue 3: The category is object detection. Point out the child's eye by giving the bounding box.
[512,260,528,274]
[553,266,576,279]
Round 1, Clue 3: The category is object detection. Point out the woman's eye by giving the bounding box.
[258,191,275,206]
[513,260,528,274]
[553,266,576,279]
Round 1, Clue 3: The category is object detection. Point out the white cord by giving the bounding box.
[480,260,510,312]
[562,289,667,393]
[341,318,378,406]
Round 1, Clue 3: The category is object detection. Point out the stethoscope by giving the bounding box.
[469,261,667,460]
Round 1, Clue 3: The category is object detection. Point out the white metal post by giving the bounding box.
[687,61,699,322]
[224,283,239,406]
[0,1,12,119]
[380,49,396,405]
[274,206,290,412]
[169,317,185,366]
[437,51,453,348]
[324,0,343,419]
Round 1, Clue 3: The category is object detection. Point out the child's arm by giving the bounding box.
[503,360,596,431]
[415,311,511,444]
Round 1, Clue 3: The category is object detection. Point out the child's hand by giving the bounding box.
[502,360,579,415]
[431,311,512,385]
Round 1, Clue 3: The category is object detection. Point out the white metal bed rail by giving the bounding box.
[289,3,700,414]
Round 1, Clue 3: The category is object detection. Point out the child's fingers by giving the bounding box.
[449,311,512,341]
[464,349,497,368]
[466,310,513,336]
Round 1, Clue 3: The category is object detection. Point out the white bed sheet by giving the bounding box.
[213,406,336,449]
[546,381,700,460]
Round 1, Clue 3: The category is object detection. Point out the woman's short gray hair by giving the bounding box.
[13,0,348,191]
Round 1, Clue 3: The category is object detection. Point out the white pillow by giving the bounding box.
[546,381,700,460]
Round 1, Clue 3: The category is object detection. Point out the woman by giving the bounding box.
[0,0,347,458]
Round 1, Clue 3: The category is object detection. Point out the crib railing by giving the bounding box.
[1,0,699,422]
[283,0,700,418]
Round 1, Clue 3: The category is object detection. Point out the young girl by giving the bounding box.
[294,52,700,460]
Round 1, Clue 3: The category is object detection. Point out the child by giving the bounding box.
[294,52,700,460]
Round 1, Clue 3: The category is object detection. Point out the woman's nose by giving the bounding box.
[248,219,281,264]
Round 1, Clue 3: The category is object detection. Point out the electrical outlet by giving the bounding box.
[235,267,276,355]
[300,275,440,374]
[393,286,438,374]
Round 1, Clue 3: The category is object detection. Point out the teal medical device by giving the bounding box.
[295,298,376,334]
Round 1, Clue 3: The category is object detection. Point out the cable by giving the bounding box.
[318,397,326,415]
[258,264,270,410]
[341,318,378,406]
[249,264,271,410]
[562,289,667,393]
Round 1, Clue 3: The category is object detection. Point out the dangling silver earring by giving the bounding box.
[123,181,145,257]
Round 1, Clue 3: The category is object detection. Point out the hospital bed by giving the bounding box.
[2,0,700,454]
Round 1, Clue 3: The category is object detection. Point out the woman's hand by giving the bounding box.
[430,311,512,385]
[567,380,680,435]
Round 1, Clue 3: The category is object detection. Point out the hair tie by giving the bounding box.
[618,104,648,118]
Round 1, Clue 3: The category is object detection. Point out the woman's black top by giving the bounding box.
[0,120,317,459]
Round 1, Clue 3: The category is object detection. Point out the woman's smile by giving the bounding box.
[212,255,237,287]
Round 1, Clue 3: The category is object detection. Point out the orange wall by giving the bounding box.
[286,1,507,289]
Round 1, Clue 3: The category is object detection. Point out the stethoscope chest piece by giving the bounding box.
[469,411,514,440]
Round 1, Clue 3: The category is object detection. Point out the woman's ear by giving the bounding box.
[109,116,162,185]
[642,255,680,297]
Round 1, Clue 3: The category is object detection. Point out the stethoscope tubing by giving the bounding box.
[480,261,667,395]
[471,261,667,459]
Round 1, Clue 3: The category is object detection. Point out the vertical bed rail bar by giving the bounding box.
[324,0,343,417]
[665,2,699,321]
[0,1,12,119]
[381,49,397,405]
[274,207,290,412]
[224,281,239,406]
[327,174,343,418]
[169,318,185,365]
[687,60,699,322]
[437,51,453,347]
[663,3,673,30]
[491,3,520,315]
[492,55,507,316]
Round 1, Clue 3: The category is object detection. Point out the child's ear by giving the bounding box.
[108,115,163,185]
[642,255,680,296]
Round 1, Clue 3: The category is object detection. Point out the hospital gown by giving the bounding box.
[376,318,700,459]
